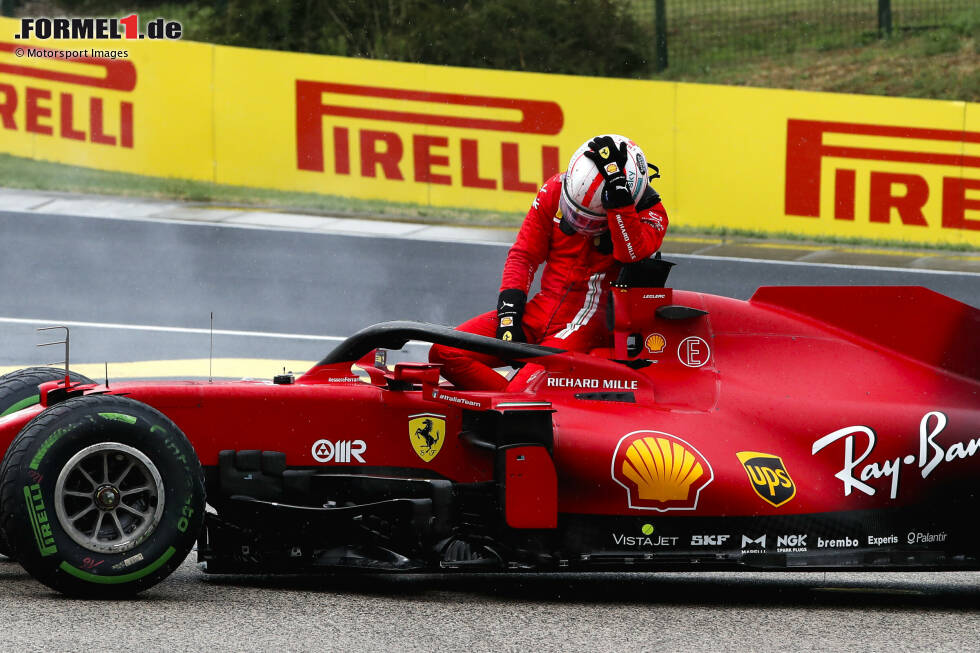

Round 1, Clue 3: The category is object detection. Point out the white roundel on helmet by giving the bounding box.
[559,134,650,236]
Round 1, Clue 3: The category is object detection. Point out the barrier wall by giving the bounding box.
[1,17,977,247]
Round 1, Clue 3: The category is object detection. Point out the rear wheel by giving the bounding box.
[0,367,94,561]
[0,395,205,597]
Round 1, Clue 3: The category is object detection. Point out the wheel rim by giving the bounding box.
[54,443,165,554]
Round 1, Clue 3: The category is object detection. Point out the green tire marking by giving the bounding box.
[59,546,176,585]
[29,427,69,471]
[99,412,138,425]
[23,485,57,557]
[150,425,168,435]
[0,394,39,418]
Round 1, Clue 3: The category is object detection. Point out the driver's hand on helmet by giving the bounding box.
[584,135,633,209]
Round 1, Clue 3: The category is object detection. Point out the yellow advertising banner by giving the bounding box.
[0,18,213,180]
[1,16,976,246]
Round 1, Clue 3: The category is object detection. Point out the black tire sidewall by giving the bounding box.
[1,368,94,559]
[1,396,204,596]
[0,367,94,421]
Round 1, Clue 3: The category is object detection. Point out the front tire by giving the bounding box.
[0,367,94,561]
[0,395,205,597]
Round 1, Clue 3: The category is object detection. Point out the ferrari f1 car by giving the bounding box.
[0,261,977,597]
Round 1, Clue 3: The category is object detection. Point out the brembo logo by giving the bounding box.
[785,119,980,232]
[0,42,135,147]
[295,81,564,192]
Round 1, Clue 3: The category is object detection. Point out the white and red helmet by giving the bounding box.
[559,134,650,236]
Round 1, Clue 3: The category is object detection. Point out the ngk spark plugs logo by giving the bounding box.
[785,119,980,233]
[611,430,713,512]
[295,81,564,194]
[0,42,135,148]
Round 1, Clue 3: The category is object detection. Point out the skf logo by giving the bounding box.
[409,413,445,463]
[691,534,730,546]
[0,42,135,148]
[785,119,979,232]
[295,81,563,193]
[311,439,366,464]
[736,451,796,507]
[611,430,713,512]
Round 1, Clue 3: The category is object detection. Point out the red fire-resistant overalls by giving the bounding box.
[429,172,669,390]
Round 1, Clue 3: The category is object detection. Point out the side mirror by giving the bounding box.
[393,363,442,386]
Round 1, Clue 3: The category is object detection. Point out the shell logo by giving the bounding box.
[644,333,666,354]
[611,431,714,511]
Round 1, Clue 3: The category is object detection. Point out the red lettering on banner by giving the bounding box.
[120,101,133,148]
[25,87,52,135]
[784,119,980,232]
[834,169,855,220]
[413,135,451,185]
[0,42,136,149]
[942,178,980,231]
[461,138,495,189]
[360,130,404,180]
[0,43,136,91]
[295,79,565,195]
[334,126,350,175]
[541,145,561,185]
[59,93,85,141]
[0,84,16,129]
[868,172,928,226]
[501,142,536,193]
[90,97,115,145]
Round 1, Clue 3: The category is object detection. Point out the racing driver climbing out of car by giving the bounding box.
[430,134,669,390]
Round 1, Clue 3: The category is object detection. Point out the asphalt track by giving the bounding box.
[0,209,978,651]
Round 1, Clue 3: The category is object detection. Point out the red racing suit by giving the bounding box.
[429,172,669,390]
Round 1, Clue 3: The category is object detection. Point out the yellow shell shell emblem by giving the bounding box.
[611,431,714,511]
[644,333,666,354]
[409,413,445,462]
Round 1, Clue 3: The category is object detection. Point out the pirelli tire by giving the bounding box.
[0,395,205,597]
[0,367,95,561]
[0,367,95,422]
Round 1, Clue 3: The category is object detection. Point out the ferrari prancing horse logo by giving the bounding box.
[409,413,445,462]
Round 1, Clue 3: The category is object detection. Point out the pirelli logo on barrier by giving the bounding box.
[785,119,980,233]
[295,81,564,193]
[0,41,135,148]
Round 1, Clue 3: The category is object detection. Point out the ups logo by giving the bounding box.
[736,451,796,507]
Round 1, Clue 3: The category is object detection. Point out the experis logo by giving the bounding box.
[0,42,136,148]
[785,119,980,232]
[295,81,565,193]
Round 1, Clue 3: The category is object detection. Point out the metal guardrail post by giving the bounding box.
[655,0,668,71]
[878,0,892,36]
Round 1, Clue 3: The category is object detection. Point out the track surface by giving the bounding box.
[1,211,978,650]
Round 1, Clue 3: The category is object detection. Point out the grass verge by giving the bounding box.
[0,153,525,227]
[2,154,976,253]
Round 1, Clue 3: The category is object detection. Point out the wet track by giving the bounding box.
[0,210,978,650]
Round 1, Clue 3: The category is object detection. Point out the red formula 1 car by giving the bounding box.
[0,262,978,597]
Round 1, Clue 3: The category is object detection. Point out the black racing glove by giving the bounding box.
[496,289,527,343]
[583,135,633,209]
